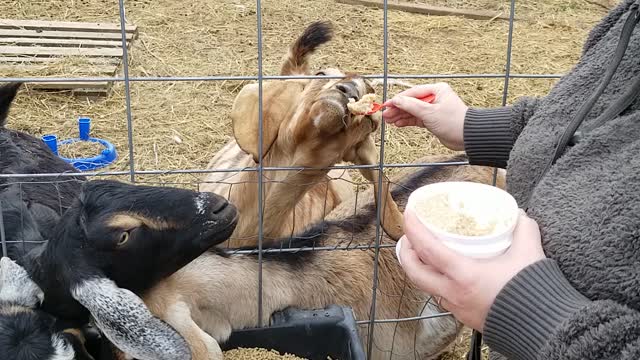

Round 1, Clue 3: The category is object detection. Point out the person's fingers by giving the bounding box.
[403,209,469,276]
[382,110,410,123]
[383,83,448,108]
[383,112,421,127]
[383,91,436,110]
[396,84,443,98]
[381,106,406,119]
[399,236,450,296]
[389,96,436,119]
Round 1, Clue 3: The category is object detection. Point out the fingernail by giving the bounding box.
[395,238,403,265]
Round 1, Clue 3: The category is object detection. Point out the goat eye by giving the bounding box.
[117,231,130,246]
[315,71,326,76]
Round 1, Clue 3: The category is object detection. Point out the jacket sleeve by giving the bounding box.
[463,96,541,169]
[483,259,640,360]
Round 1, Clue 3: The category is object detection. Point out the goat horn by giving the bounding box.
[353,138,404,241]
[71,277,192,360]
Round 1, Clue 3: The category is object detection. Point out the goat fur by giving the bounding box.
[137,155,505,360]
[201,21,403,247]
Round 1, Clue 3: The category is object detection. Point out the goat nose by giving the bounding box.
[196,192,229,215]
[336,82,359,101]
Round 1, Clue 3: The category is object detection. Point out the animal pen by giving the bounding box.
[0,0,608,359]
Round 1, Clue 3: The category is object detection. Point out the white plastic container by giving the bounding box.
[399,181,519,260]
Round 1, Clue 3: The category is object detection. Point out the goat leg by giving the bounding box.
[352,137,404,241]
[162,300,223,360]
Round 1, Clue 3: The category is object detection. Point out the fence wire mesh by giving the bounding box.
[0,0,567,358]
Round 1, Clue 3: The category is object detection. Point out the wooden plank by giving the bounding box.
[0,19,137,34]
[0,29,134,41]
[0,64,117,74]
[27,81,111,92]
[31,85,110,97]
[0,56,120,65]
[0,45,123,57]
[0,37,123,48]
[335,0,514,21]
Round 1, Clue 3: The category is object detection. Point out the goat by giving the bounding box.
[202,21,404,247]
[0,82,240,359]
[136,154,505,360]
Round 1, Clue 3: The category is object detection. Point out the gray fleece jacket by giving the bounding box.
[461,1,640,359]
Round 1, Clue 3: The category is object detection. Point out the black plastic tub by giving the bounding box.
[221,305,366,360]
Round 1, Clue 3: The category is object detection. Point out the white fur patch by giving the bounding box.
[195,193,208,215]
[71,277,191,360]
[0,257,44,308]
[49,334,75,360]
[312,114,323,128]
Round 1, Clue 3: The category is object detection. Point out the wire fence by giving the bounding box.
[0,0,566,358]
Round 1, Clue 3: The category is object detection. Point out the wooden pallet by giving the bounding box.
[0,19,138,96]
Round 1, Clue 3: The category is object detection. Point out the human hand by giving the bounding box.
[382,83,468,151]
[397,208,545,332]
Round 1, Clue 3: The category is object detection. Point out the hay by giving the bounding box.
[223,348,309,360]
[0,0,607,185]
[57,141,106,159]
[0,56,115,78]
[437,328,490,360]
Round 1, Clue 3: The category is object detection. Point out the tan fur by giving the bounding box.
[136,156,505,360]
[201,69,388,246]
[107,213,176,231]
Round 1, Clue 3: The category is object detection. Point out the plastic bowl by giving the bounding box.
[402,181,519,259]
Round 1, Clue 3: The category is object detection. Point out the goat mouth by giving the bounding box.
[198,214,238,246]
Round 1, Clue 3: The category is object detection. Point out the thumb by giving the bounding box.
[509,210,543,254]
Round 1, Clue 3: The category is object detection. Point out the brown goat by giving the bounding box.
[201,21,404,247]
[136,155,505,360]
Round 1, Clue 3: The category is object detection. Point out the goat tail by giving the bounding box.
[280,21,333,76]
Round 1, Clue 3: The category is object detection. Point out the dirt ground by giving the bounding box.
[1,0,611,358]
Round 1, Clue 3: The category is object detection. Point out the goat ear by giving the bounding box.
[71,277,192,360]
[0,257,44,308]
[232,81,304,163]
[0,82,21,128]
